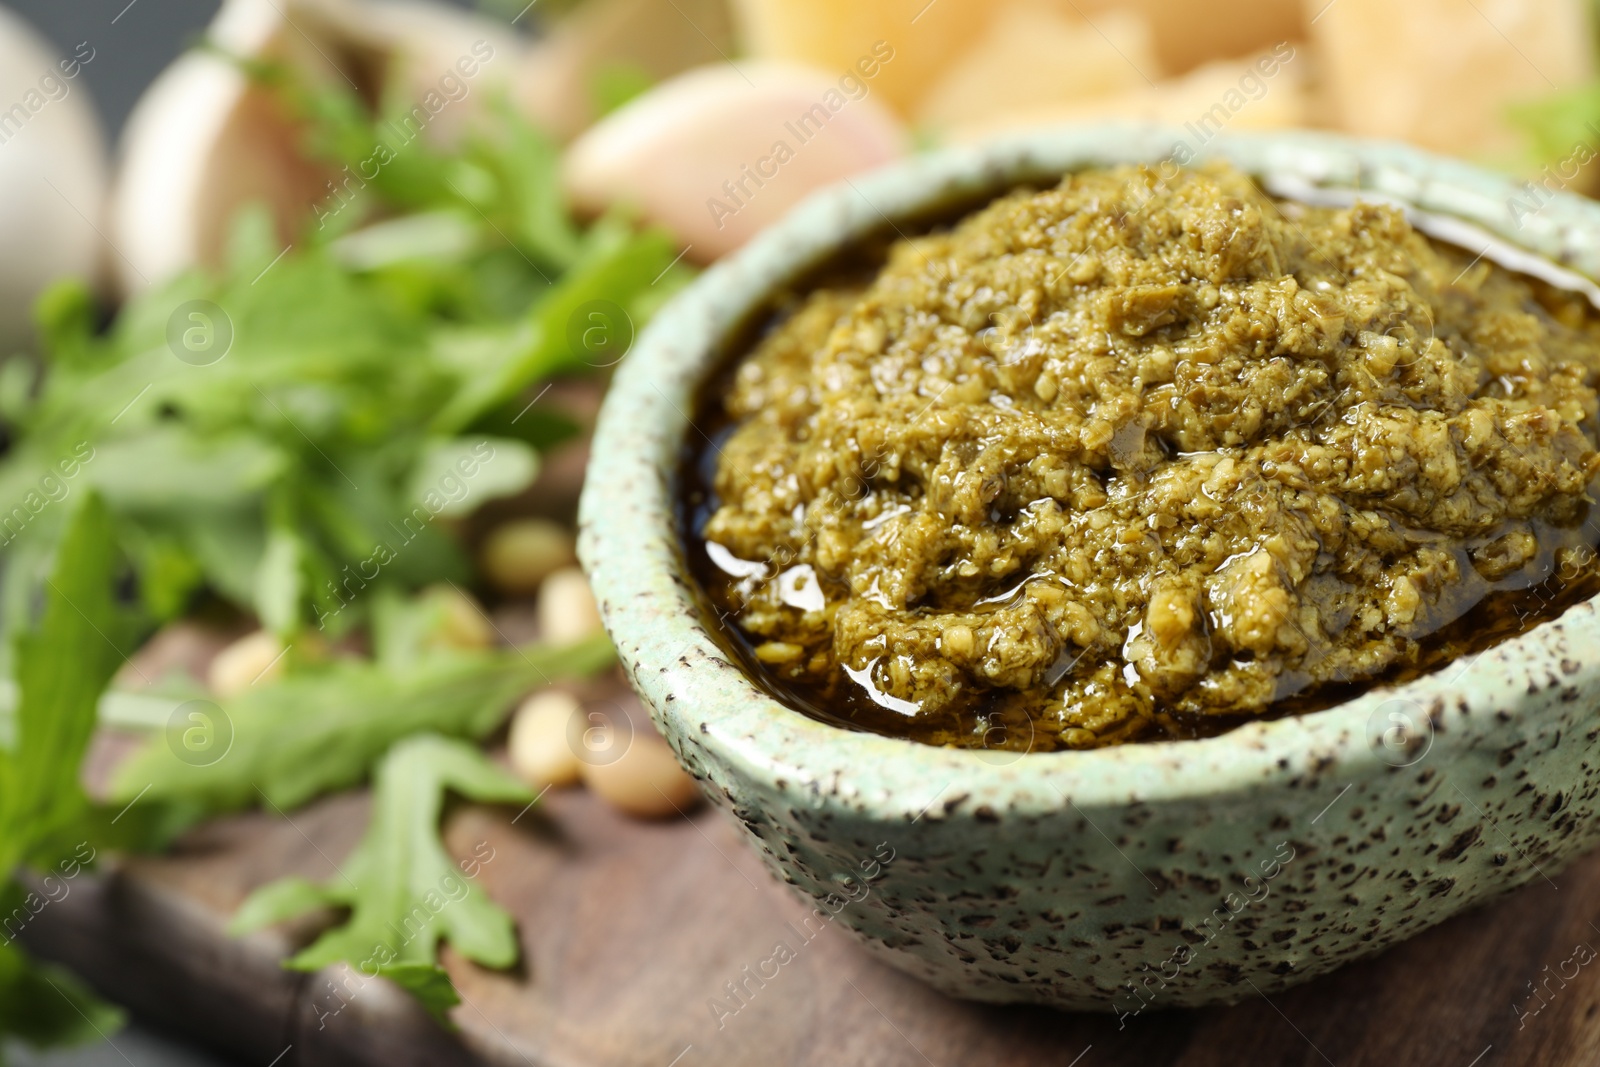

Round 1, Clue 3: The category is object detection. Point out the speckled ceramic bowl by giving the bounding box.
[578,127,1600,1010]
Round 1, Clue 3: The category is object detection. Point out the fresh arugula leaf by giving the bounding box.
[369,585,477,668]
[405,437,539,520]
[0,43,680,1048]
[485,99,586,270]
[32,279,98,370]
[0,51,690,647]
[328,211,482,273]
[0,495,127,1054]
[1509,84,1600,170]
[255,491,307,638]
[111,634,614,813]
[119,519,207,620]
[82,430,286,512]
[0,493,127,876]
[430,219,681,433]
[0,533,59,680]
[230,734,532,1020]
[0,939,124,1054]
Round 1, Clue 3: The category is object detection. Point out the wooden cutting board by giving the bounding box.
[22,755,1600,1067]
[19,631,1600,1067]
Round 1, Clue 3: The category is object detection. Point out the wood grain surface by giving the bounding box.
[19,706,1600,1067]
[14,621,1600,1067]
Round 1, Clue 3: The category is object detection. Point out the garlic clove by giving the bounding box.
[112,54,326,293]
[0,7,108,352]
[562,61,910,261]
[111,0,527,293]
[514,0,737,143]
[285,0,524,149]
[112,0,333,292]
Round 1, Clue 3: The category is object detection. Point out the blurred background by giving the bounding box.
[9,0,1597,336]
[13,1,220,136]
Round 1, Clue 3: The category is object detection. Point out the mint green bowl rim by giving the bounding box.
[579,124,1600,820]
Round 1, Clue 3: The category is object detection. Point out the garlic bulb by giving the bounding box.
[111,0,523,293]
[0,7,108,353]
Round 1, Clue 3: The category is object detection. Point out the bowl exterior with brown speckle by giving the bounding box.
[578,127,1600,1010]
